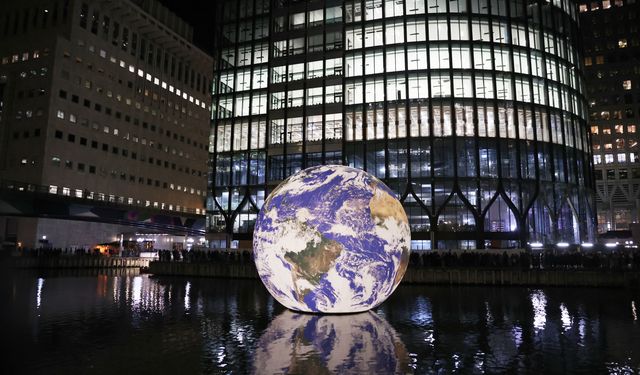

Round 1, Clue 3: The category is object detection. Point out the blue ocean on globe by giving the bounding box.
[253,165,411,313]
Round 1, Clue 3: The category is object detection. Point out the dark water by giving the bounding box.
[1,269,639,374]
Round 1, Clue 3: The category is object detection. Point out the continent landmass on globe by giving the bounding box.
[284,232,343,302]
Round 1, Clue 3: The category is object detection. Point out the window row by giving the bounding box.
[345,141,586,184]
[346,0,503,20]
[218,92,267,118]
[593,168,640,181]
[50,156,203,196]
[74,39,208,108]
[344,74,584,116]
[221,43,268,68]
[57,91,207,150]
[591,124,637,135]
[344,19,575,63]
[343,103,589,151]
[270,114,343,145]
[272,32,343,57]
[55,109,202,158]
[592,138,639,151]
[345,0,574,22]
[1,49,44,65]
[273,6,343,32]
[216,120,267,152]
[62,51,206,123]
[270,58,343,84]
[46,183,203,214]
[345,46,579,88]
[53,129,204,177]
[593,153,640,164]
[78,2,209,96]
[270,85,343,109]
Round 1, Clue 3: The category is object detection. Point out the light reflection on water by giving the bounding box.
[1,270,639,374]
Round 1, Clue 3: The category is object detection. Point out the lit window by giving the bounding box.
[615,124,625,133]
[605,143,613,150]
[623,80,632,90]
[619,39,628,48]
[585,57,593,66]
[603,0,612,9]
[618,153,627,163]
[602,127,612,134]
[591,126,599,134]
[56,110,64,119]
[580,4,588,12]
[605,154,614,163]
[594,155,602,164]
[628,125,637,133]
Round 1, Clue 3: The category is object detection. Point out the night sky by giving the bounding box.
[158,0,219,54]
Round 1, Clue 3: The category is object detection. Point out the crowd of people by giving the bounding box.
[157,249,253,264]
[411,249,640,270]
[157,248,640,271]
[10,246,640,271]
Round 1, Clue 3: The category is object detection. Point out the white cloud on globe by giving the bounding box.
[253,165,411,313]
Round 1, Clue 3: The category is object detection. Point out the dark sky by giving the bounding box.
[157,0,219,54]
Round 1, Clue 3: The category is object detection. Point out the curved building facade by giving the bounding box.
[209,0,596,249]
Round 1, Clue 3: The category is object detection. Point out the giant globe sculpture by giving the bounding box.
[253,165,411,313]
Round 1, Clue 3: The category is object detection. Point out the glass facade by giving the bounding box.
[209,0,596,249]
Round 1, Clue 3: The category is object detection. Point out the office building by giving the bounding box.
[209,0,595,250]
[579,0,640,233]
[0,0,213,248]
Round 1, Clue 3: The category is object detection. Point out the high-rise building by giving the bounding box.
[0,0,212,248]
[209,0,596,250]
[579,0,640,233]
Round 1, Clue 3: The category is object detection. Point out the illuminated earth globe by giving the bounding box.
[253,165,411,313]
[253,310,411,374]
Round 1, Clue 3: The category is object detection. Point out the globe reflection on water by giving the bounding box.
[1,271,639,374]
[253,310,410,374]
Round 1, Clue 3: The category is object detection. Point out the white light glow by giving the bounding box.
[530,242,544,248]
[531,290,547,331]
[36,278,44,309]
[557,242,569,248]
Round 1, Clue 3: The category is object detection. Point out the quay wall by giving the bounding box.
[148,262,640,288]
[10,257,150,269]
